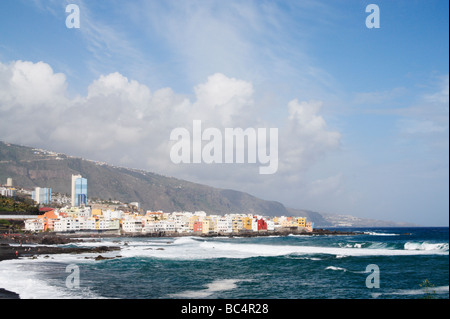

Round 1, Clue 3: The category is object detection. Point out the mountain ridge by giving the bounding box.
[0,141,417,227]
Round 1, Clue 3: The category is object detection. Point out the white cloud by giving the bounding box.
[424,75,449,104]
[0,59,342,208]
[0,60,67,109]
[396,74,449,142]
[280,99,341,176]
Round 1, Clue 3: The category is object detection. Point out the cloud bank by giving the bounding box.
[0,59,342,201]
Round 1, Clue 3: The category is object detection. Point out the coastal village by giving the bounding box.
[0,175,314,236]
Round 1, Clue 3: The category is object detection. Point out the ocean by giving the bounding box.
[0,227,448,300]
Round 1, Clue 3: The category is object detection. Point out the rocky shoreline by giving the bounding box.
[0,233,121,299]
[0,228,359,299]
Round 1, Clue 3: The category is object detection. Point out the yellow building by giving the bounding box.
[280,218,296,228]
[92,209,103,217]
[297,217,306,228]
[189,216,200,231]
[202,219,210,234]
[206,217,217,233]
[242,217,253,231]
[232,217,243,232]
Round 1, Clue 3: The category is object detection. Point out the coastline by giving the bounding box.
[0,228,358,299]
[0,228,359,263]
[0,233,121,299]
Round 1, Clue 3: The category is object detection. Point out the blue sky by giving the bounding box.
[0,0,448,226]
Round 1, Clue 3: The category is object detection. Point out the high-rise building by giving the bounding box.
[6,178,12,187]
[32,187,52,205]
[71,174,87,207]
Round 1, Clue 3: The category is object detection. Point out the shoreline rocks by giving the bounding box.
[0,288,20,299]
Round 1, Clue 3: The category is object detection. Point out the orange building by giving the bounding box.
[37,209,58,231]
[193,221,203,233]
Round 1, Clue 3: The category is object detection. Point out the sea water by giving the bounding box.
[0,227,448,299]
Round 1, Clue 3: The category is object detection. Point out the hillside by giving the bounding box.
[0,141,289,217]
[0,195,39,215]
[0,141,417,227]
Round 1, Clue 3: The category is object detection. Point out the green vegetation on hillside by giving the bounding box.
[0,195,39,214]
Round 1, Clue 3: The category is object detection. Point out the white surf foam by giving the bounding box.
[0,258,101,299]
[364,231,400,236]
[404,242,449,252]
[167,279,250,298]
[113,236,449,260]
[325,266,347,272]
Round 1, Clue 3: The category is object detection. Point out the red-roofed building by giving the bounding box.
[257,219,267,231]
[39,207,54,214]
[37,209,58,231]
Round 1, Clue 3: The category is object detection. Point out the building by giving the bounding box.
[32,187,52,205]
[145,211,165,221]
[37,209,58,231]
[54,217,83,232]
[71,174,87,207]
[122,219,143,233]
[6,178,13,187]
[257,219,268,231]
[24,219,45,232]
[0,187,15,197]
[217,217,233,233]
[232,216,244,233]
[96,219,120,231]
[242,217,253,231]
[201,219,210,234]
[193,220,203,233]
[297,217,306,228]
[189,215,200,231]
[266,220,275,231]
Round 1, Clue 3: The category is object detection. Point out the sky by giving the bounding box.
[0,0,448,226]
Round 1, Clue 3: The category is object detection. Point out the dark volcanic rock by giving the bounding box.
[0,288,20,299]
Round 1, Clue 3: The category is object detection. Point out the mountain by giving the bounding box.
[0,141,288,217]
[320,213,417,228]
[0,141,417,227]
[286,208,333,227]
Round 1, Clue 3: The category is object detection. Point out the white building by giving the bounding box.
[217,217,233,233]
[194,211,207,218]
[54,217,82,232]
[97,219,120,231]
[122,219,143,233]
[104,209,123,220]
[77,207,92,218]
[142,220,176,233]
[142,221,159,233]
[252,218,259,232]
[32,187,52,205]
[24,219,45,232]
[0,187,15,197]
[173,215,190,233]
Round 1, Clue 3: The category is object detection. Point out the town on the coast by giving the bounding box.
[1,175,314,236]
